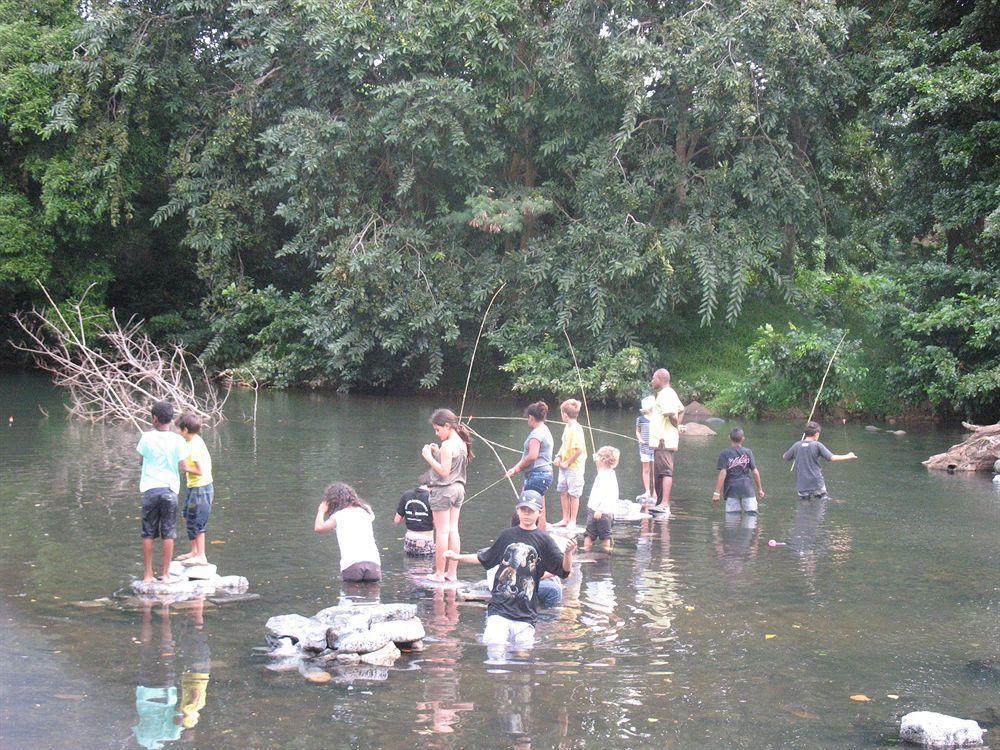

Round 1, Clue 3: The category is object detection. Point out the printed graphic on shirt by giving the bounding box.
[494,542,539,605]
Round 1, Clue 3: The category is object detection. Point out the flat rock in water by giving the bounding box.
[168,561,217,579]
[899,711,985,748]
[684,401,712,419]
[208,592,260,605]
[369,617,425,645]
[304,670,332,684]
[366,603,418,625]
[360,642,401,667]
[265,614,329,652]
[214,575,249,592]
[333,664,389,684]
[681,422,716,437]
[131,578,213,596]
[705,417,726,425]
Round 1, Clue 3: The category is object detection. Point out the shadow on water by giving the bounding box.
[1,373,997,749]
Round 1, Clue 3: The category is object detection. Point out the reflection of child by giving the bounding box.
[713,427,765,513]
[635,397,654,502]
[782,421,857,500]
[584,446,620,552]
[395,475,435,557]
[313,483,381,582]
[445,491,574,653]
[176,411,214,566]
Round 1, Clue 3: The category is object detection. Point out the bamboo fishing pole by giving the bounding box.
[459,281,506,421]
[791,330,849,472]
[563,327,598,457]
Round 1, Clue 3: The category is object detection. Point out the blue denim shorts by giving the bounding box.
[183,484,214,540]
[522,469,553,496]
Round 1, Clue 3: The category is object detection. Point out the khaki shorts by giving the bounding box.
[653,447,675,478]
[429,483,465,511]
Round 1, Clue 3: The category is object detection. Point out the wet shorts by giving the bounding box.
[341,561,381,582]
[403,535,435,557]
[429,483,465,511]
[798,488,829,501]
[183,484,214,539]
[654,447,675,478]
[483,615,535,648]
[141,487,178,540]
[556,468,584,497]
[584,510,614,541]
[725,496,758,513]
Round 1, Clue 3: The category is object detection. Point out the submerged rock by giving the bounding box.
[899,711,985,748]
[130,566,249,600]
[360,642,401,667]
[335,630,391,655]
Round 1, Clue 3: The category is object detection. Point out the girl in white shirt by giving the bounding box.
[584,446,620,552]
[313,483,381,582]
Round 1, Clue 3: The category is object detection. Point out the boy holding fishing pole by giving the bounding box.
[783,421,857,499]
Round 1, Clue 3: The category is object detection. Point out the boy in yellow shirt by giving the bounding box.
[176,412,215,566]
[552,399,587,528]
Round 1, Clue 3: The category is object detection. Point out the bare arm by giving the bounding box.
[506,438,540,477]
[830,452,858,462]
[393,513,404,525]
[712,469,726,501]
[561,537,577,573]
[422,441,452,478]
[443,551,481,565]
[180,459,201,476]
[314,502,336,533]
[753,468,765,497]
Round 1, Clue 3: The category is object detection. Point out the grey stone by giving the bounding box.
[268,637,299,658]
[370,617,425,645]
[366,603,418,625]
[131,578,215,596]
[899,711,985,748]
[335,629,391,655]
[399,639,425,652]
[264,614,329,652]
[993,458,1000,474]
[359,642,401,667]
[336,652,361,664]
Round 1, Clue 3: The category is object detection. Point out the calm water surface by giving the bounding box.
[1,372,997,749]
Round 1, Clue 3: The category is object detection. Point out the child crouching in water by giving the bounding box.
[584,446,620,552]
[394,473,435,557]
[314,483,381,582]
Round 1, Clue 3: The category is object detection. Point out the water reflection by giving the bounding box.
[416,589,473,738]
[132,598,211,749]
[712,513,760,580]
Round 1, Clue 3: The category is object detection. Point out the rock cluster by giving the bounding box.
[264,603,425,684]
[899,711,985,748]
[130,561,249,601]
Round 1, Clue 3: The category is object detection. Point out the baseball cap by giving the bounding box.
[516,490,543,512]
[640,396,655,413]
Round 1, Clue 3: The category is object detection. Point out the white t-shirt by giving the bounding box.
[136,429,188,493]
[332,506,381,571]
[587,469,619,515]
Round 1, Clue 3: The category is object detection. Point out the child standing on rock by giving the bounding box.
[175,411,214,567]
[635,396,655,502]
[552,399,586,528]
[136,400,191,582]
[314,483,381,582]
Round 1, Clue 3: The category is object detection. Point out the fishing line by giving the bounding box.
[563,326,598,457]
[468,415,639,443]
[465,424,519,498]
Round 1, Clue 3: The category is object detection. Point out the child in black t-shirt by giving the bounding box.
[713,427,765,513]
[445,490,574,656]
[394,475,435,556]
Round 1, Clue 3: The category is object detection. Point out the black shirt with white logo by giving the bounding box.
[396,488,433,532]
[477,526,568,624]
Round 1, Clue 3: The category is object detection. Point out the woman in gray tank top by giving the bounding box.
[504,400,554,530]
[421,408,475,582]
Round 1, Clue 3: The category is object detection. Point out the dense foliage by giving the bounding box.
[2,0,997,420]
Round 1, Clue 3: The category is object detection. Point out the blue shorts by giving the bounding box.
[141,488,178,540]
[522,469,553,496]
[183,484,214,540]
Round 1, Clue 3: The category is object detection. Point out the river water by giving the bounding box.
[0,372,996,749]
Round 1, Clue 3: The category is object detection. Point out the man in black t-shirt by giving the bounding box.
[394,483,435,556]
[446,490,575,655]
[713,428,766,513]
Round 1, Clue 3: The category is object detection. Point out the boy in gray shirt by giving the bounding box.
[783,421,857,499]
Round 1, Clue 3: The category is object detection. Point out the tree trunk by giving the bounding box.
[923,422,1000,471]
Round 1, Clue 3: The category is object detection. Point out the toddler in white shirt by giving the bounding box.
[584,446,620,552]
